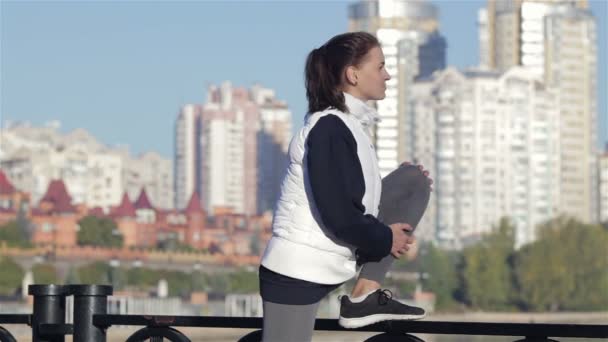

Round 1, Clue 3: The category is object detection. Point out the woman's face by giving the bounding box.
[347,46,391,101]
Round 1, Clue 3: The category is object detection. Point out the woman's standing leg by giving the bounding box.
[262,300,321,342]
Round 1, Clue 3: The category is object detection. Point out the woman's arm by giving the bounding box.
[306,114,392,260]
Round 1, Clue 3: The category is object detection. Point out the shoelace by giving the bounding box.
[378,289,393,305]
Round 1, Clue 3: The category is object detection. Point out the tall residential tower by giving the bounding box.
[479,0,598,223]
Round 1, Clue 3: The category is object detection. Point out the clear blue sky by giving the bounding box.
[1,1,606,158]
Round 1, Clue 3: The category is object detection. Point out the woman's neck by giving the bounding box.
[342,87,368,102]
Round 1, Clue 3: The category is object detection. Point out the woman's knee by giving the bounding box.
[400,165,430,192]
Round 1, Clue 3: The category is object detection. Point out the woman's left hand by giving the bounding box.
[401,161,433,191]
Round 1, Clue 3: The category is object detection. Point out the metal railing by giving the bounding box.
[0,284,606,342]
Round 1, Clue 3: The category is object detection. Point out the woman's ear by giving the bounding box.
[345,66,358,86]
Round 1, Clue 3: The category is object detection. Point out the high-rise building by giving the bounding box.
[599,149,608,223]
[174,104,201,209]
[348,0,446,176]
[409,67,559,248]
[252,85,292,215]
[173,83,291,217]
[479,0,598,223]
[198,82,259,216]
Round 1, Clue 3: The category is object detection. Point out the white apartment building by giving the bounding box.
[0,143,123,210]
[252,85,292,215]
[409,67,559,248]
[1,122,172,211]
[174,82,292,216]
[199,82,259,216]
[121,151,173,210]
[173,104,201,210]
[478,0,598,223]
[599,151,608,223]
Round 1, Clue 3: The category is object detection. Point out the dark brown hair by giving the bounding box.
[305,31,380,114]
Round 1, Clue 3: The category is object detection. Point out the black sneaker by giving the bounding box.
[338,289,426,328]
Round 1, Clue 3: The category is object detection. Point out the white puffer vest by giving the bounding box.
[261,93,383,284]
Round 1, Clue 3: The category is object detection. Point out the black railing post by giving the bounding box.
[28,284,70,342]
[71,285,113,342]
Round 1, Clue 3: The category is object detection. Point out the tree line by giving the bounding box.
[397,217,608,312]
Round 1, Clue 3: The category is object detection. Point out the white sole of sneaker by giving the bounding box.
[338,313,426,329]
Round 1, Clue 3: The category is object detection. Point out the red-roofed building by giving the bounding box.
[112,193,136,218]
[111,193,138,247]
[87,206,105,217]
[0,170,16,195]
[184,192,205,249]
[0,170,30,225]
[31,179,78,246]
[38,180,76,214]
[133,188,157,223]
[1,176,272,255]
[184,192,203,215]
[131,188,157,246]
[134,189,154,210]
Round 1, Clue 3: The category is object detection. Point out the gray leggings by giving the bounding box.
[262,165,430,342]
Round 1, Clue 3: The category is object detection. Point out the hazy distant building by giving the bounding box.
[478,0,599,223]
[174,82,292,216]
[252,85,292,215]
[409,67,559,248]
[0,122,172,211]
[599,149,608,223]
[174,104,201,210]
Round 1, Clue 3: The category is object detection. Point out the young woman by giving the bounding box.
[259,31,432,342]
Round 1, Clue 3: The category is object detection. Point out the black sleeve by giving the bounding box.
[306,114,392,260]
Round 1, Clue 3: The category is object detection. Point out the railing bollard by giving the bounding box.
[71,285,113,342]
[28,284,70,342]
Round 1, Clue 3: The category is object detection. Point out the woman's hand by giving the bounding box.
[401,161,433,191]
[389,223,416,258]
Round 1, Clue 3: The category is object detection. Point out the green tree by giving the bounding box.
[0,256,24,295]
[249,230,261,256]
[0,220,32,248]
[126,267,193,296]
[514,217,608,311]
[191,271,209,292]
[76,262,111,285]
[65,267,80,284]
[159,270,193,297]
[419,243,459,310]
[206,272,230,293]
[461,218,515,310]
[32,263,58,284]
[127,267,162,288]
[77,216,123,248]
[228,269,259,293]
[157,234,198,252]
[563,222,608,310]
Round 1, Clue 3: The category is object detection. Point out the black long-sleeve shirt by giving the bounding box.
[260,114,392,305]
[306,114,392,260]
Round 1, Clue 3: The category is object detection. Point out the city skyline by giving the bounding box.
[2,0,607,158]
